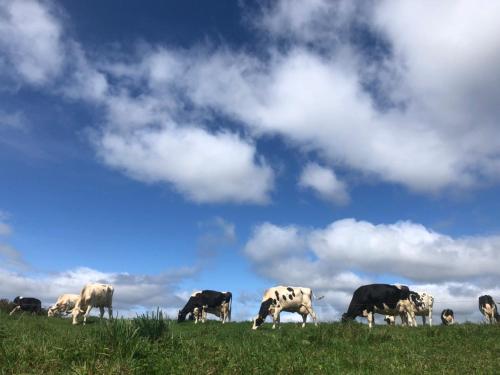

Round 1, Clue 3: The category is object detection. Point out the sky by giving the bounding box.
[1,0,500,323]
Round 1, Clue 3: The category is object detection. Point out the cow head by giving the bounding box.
[71,301,85,325]
[47,307,56,317]
[252,298,273,330]
[177,310,186,322]
[13,296,21,304]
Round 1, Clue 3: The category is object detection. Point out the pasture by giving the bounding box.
[1,312,500,374]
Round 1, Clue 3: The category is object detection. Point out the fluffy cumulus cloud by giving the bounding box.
[96,126,273,204]
[299,163,349,205]
[244,219,500,321]
[3,0,500,200]
[0,0,63,84]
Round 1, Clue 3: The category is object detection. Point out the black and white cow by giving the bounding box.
[478,295,500,324]
[177,290,232,323]
[441,309,455,325]
[252,286,321,330]
[193,302,230,324]
[9,296,42,315]
[392,291,432,326]
[342,284,415,328]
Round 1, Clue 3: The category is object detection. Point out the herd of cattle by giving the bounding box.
[7,283,500,328]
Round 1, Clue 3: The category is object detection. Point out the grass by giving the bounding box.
[1,311,500,374]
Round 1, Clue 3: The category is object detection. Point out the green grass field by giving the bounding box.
[1,311,500,374]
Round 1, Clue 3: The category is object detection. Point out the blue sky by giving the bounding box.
[1,0,500,321]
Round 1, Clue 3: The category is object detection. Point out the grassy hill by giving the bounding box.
[1,311,500,374]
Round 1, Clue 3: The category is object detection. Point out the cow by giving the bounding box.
[178,290,232,323]
[392,291,433,326]
[193,301,230,324]
[441,309,455,325]
[342,284,416,328]
[72,284,114,325]
[48,294,79,317]
[9,296,42,316]
[478,295,500,324]
[252,286,321,330]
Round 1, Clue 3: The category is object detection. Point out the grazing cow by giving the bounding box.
[342,284,415,328]
[478,295,500,324]
[72,284,114,325]
[193,301,230,324]
[9,296,42,315]
[178,290,232,323]
[385,291,432,326]
[441,309,455,325]
[252,286,321,330]
[48,294,79,317]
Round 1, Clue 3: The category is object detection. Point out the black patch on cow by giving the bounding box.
[409,292,423,308]
[178,290,232,323]
[343,284,411,321]
[275,291,280,300]
[257,298,273,324]
[288,294,293,300]
[282,295,287,301]
[273,299,277,304]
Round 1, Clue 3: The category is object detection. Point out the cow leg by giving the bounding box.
[399,312,406,326]
[83,305,93,325]
[367,311,374,329]
[108,306,113,320]
[301,313,308,328]
[272,309,281,329]
[9,306,21,316]
[202,305,207,323]
[422,315,426,326]
[410,311,417,327]
[99,306,105,319]
[304,305,318,327]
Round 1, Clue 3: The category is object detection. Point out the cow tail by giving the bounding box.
[313,292,324,301]
[228,293,232,322]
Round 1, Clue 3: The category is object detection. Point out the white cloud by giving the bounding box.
[95,125,273,204]
[0,110,26,129]
[299,163,349,205]
[243,219,500,321]
[196,216,236,259]
[0,0,63,84]
[0,243,27,270]
[0,217,12,236]
[4,0,500,200]
[184,1,500,193]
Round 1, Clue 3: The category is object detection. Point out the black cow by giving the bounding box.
[9,296,42,315]
[341,284,414,328]
[441,309,455,325]
[478,295,500,324]
[177,290,232,323]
